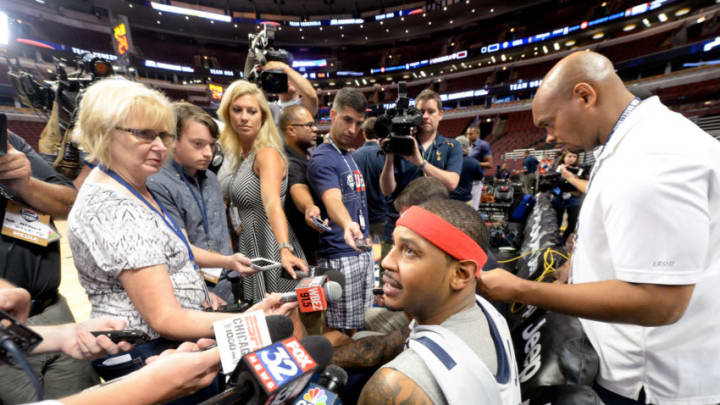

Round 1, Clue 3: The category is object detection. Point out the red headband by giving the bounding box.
[396,206,488,278]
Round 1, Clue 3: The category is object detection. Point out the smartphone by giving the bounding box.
[312,216,331,232]
[91,330,150,344]
[355,238,371,251]
[250,257,281,271]
[203,302,252,313]
[0,310,43,365]
[0,113,7,157]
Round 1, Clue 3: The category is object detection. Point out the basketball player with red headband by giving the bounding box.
[358,199,521,405]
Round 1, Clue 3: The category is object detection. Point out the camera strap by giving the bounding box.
[98,164,198,271]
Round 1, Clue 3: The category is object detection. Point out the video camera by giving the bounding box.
[8,54,114,178]
[373,82,423,156]
[243,24,293,94]
[538,166,582,193]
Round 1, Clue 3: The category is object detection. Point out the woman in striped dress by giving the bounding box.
[217,80,308,303]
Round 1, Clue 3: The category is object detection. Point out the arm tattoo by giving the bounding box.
[331,325,410,368]
[359,369,433,405]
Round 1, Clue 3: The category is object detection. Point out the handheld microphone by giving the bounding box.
[292,365,348,405]
[199,335,333,405]
[213,312,294,375]
[279,281,343,313]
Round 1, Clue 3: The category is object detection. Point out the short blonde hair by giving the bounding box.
[76,77,174,168]
[216,80,285,170]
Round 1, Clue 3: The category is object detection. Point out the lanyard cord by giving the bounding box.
[98,165,197,268]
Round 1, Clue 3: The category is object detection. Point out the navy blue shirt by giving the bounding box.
[523,155,539,174]
[450,156,484,202]
[469,139,492,172]
[383,134,463,242]
[307,142,369,259]
[352,141,387,225]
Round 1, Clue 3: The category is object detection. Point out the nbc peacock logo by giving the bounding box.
[303,387,328,405]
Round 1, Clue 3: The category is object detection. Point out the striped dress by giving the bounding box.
[227,150,304,303]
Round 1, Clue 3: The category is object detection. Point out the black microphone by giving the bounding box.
[291,365,348,405]
[321,270,346,289]
[199,335,333,405]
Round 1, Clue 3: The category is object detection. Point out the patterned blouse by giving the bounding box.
[68,181,209,339]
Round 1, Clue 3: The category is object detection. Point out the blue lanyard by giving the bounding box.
[98,165,197,268]
[172,162,209,236]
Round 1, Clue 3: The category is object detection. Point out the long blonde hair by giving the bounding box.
[216,80,285,170]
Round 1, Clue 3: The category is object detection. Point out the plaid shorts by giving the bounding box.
[318,251,374,330]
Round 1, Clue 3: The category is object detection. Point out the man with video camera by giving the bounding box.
[379,89,462,253]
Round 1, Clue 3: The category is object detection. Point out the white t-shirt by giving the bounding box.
[571,96,720,404]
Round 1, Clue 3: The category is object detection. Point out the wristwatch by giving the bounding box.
[419,159,428,170]
[278,242,294,253]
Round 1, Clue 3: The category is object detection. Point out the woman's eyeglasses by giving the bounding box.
[116,127,177,146]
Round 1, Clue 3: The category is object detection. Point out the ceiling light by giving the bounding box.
[423,13,426,17]
[565,40,576,47]
[129,3,133,7]
[696,16,706,24]
[601,1,607,6]
[386,77,392,81]
[360,24,364,28]
[592,32,604,39]
[428,21,432,25]
[329,82,335,86]
[658,13,668,22]
[234,24,238,28]
[450,20,454,24]
[341,34,344,38]
[443,6,447,11]
[185,16,189,20]
[158,11,162,15]
[403,74,410,79]
[675,8,690,17]
[642,18,651,27]
[156,20,161,24]
[339,26,343,30]
[490,8,494,12]
[490,56,496,63]
[380,21,383,25]
[301,36,305,39]
[510,28,515,33]
[386,28,389,32]
[500,54,506,61]
[553,42,560,50]
[521,53,525,58]
[389,55,392,59]
[472,9,475,13]
[502,66,507,70]
[405,29,409,33]
[299,28,302,31]
[542,45,549,54]
[365,36,368,40]
[319,27,323,31]
[210,20,214,24]
[623,23,636,32]
[401,17,404,21]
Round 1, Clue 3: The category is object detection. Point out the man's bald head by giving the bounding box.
[532,51,635,151]
[536,51,623,104]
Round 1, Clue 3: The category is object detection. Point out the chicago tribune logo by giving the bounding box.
[21,208,39,222]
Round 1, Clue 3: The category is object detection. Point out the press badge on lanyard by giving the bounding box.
[329,138,368,232]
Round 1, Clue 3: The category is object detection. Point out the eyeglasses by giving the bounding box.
[116,127,177,146]
[288,122,316,128]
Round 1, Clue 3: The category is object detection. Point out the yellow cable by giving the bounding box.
[509,247,568,314]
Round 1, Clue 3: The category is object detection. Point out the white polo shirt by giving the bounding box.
[571,96,720,405]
